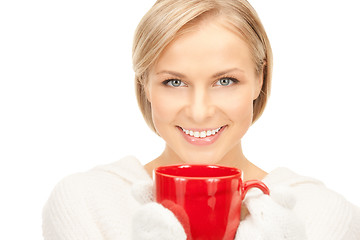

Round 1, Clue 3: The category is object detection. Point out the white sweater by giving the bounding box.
[42,156,360,239]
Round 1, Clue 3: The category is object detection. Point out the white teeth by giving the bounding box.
[181,127,223,138]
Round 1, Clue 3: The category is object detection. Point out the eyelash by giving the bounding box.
[215,76,239,86]
[162,79,186,87]
[162,76,240,87]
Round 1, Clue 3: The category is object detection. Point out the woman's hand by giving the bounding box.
[132,182,307,240]
[131,181,187,240]
[235,186,307,240]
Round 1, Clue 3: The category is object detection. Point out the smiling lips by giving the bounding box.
[180,126,223,138]
[178,126,226,146]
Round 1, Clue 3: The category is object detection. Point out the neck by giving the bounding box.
[145,142,267,180]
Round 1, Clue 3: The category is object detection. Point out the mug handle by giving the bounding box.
[241,180,270,200]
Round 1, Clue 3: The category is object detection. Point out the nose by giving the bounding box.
[185,87,215,123]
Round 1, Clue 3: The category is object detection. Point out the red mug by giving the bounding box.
[155,164,270,240]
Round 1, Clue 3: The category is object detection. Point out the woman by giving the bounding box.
[42,0,360,239]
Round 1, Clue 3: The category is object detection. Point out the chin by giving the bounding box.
[179,151,224,165]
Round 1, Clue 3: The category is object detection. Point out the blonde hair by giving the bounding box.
[133,0,273,133]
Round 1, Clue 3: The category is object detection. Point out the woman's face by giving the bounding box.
[146,18,263,165]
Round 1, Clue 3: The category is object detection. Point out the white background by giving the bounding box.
[0,0,359,239]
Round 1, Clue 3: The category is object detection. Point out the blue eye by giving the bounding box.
[163,79,184,87]
[216,77,238,86]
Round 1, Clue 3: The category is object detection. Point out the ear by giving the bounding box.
[253,71,264,100]
[142,72,153,103]
[144,83,152,103]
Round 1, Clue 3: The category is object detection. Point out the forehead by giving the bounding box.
[152,17,255,74]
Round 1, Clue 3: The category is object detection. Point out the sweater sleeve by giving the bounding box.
[264,168,360,240]
[42,173,104,240]
[342,203,360,240]
[291,182,360,240]
[42,157,151,240]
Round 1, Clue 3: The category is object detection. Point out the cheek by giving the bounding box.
[149,89,183,127]
[234,98,253,122]
[216,90,254,123]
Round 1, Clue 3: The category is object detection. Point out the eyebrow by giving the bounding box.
[212,68,244,78]
[156,68,244,78]
[156,70,185,78]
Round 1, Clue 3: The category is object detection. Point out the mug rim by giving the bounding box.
[155,164,243,179]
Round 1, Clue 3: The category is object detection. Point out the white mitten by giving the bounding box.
[131,181,187,240]
[235,186,307,240]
